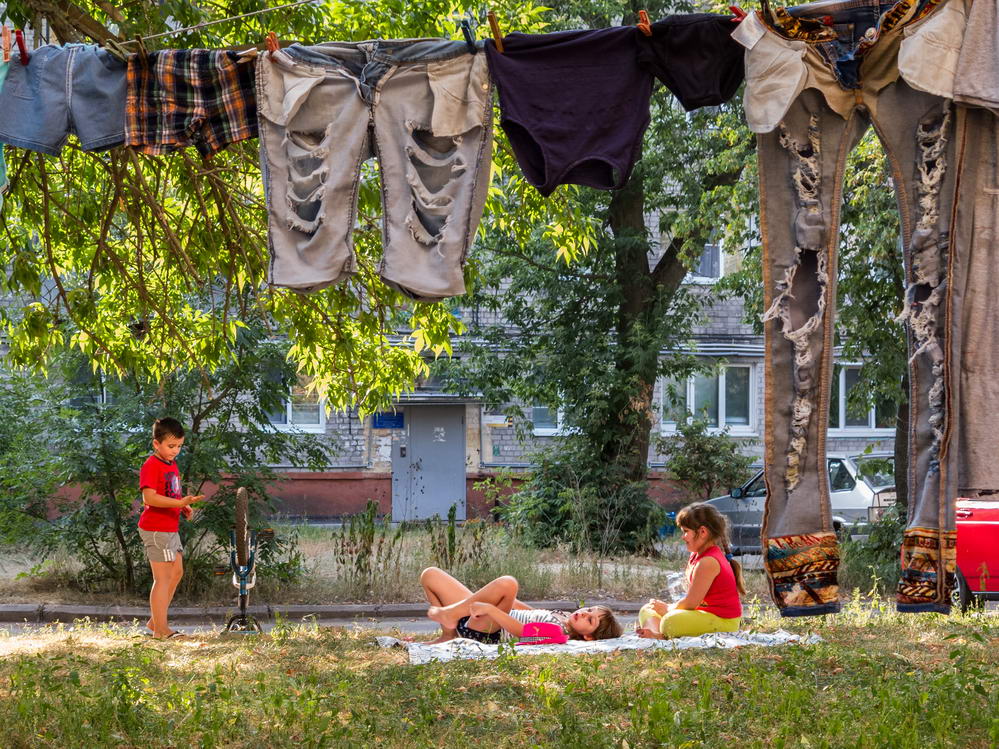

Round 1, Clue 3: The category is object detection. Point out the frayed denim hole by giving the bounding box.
[409,128,460,193]
[404,124,462,247]
[763,115,828,492]
[896,103,952,469]
[283,128,334,235]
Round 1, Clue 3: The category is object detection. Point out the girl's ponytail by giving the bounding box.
[722,541,747,596]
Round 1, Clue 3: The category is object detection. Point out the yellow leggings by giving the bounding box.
[638,603,740,639]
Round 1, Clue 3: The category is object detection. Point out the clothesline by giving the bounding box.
[124,0,322,44]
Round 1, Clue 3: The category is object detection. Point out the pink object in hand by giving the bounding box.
[516,622,568,645]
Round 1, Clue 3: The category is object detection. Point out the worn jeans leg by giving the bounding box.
[256,50,369,291]
[952,108,999,495]
[872,82,958,613]
[759,89,868,616]
[374,52,493,302]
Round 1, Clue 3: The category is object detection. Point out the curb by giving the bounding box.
[0,599,646,625]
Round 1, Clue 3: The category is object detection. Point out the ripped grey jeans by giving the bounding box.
[256,40,493,301]
[757,82,958,617]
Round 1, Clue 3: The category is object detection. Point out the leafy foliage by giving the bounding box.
[0,0,587,414]
[0,328,334,593]
[839,503,906,595]
[498,437,666,554]
[330,500,405,593]
[657,416,756,501]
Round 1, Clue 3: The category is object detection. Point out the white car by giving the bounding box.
[705,453,896,554]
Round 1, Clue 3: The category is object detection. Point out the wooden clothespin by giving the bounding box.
[134,35,149,71]
[14,28,28,65]
[2,26,11,63]
[729,6,748,22]
[103,38,129,62]
[265,31,280,58]
[637,10,652,36]
[487,11,504,53]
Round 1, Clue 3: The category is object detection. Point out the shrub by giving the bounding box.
[657,416,756,501]
[499,439,664,554]
[839,504,906,594]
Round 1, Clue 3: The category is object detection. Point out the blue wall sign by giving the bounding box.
[373,411,405,429]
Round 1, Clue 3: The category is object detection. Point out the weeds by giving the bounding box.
[426,505,488,571]
[329,500,404,597]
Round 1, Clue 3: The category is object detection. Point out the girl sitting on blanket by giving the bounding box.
[637,502,745,640]
[418,567,623,644]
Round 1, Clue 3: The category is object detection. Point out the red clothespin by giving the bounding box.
[14,28,29,64]
[487,11,504,53]
[729,6,748,22]
[265,31,280,58]
[2,26,11,63]
[637,10,652,36]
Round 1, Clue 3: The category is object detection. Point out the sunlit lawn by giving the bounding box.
[0,598,996,748]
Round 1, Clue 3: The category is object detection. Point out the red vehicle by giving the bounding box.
[953,497,999,612]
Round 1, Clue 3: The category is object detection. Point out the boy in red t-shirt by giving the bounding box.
[138,417,203,639]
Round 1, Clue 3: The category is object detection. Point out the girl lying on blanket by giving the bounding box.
[418,567,623,644]
[637,502,746,640]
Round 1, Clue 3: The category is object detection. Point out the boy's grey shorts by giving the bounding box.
[0,44,126,155]
[138,529,183,563]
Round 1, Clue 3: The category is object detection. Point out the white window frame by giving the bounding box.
[687,243,724,285]
[828,364,895,437]
[267,379,327,434]
[531,404,569,437]
[660,363,757,437]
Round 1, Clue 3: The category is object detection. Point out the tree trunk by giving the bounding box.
[606,164,656,483]
[113,511,135,593]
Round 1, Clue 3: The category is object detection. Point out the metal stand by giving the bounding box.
[224,529,262,633]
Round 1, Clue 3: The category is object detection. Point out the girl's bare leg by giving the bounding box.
[418,567,472,642]
[426,575,519,629]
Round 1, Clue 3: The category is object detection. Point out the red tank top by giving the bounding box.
[688,545,742,619]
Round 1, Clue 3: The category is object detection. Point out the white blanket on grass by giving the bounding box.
[376,629,822,665]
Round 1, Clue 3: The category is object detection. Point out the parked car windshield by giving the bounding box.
[743,471,766,497]
[854,456,895,489]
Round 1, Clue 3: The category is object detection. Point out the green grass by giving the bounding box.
[0,601,995,747]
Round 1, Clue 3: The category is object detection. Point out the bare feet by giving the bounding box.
[427,605,461,629]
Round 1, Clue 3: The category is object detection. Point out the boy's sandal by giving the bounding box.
[166,631,189,639]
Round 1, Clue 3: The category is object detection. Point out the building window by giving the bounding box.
[690,243,722,281]
[661,364,755,434]
[531,404,568,437]
[67,366,115,408]
[829,366,894,432]
[267,376,325,433]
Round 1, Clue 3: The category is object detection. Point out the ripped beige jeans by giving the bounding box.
[256,40,493,301]
[736,0,965,616]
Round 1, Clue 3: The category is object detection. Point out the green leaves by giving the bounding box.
[0,0,583,415]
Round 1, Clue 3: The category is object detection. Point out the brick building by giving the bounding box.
[269,245,896,521]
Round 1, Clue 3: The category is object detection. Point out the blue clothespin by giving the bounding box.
[460,17,477,53]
